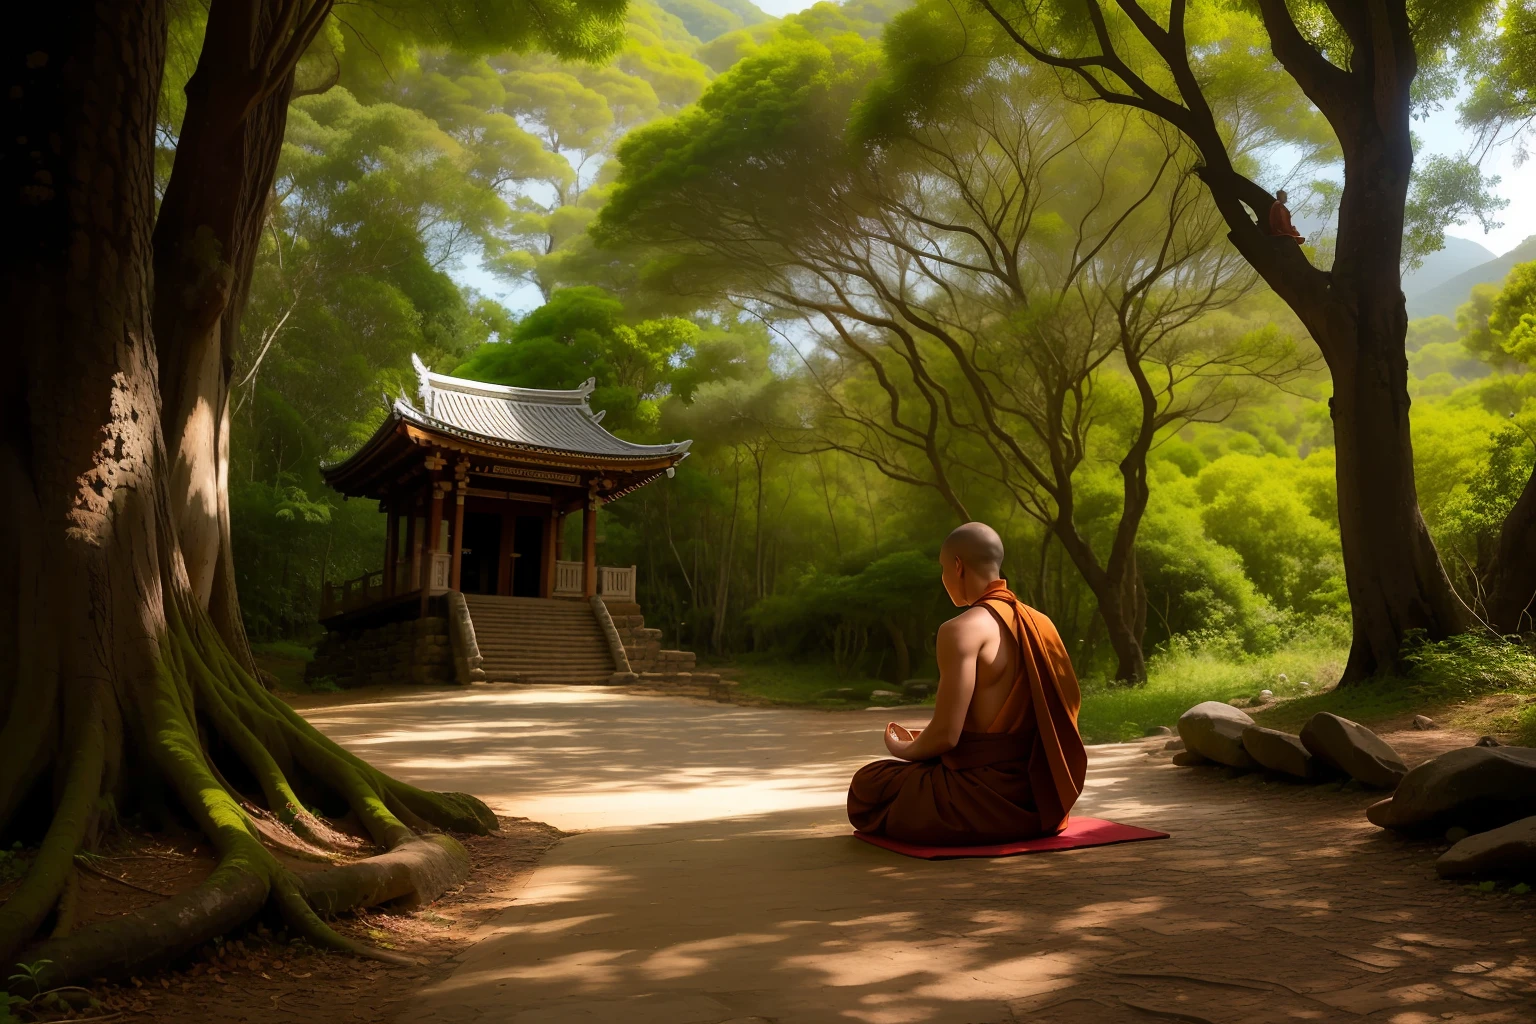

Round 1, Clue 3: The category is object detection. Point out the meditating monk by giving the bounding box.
[1268,189,1305,244]
[847,522,1087,845]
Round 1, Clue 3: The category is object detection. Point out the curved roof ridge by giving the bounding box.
[400,355,692,461]
[412,353,594,409]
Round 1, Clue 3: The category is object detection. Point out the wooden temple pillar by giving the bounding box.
[406,497,420,590]
[449,458,468,591]
[541,510,560,598]
[421,452,446,615]
[384,504,399,597]
[582,498,598,598]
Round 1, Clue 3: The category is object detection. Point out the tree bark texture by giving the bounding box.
[1,0,492,983]
[153,0,304,673]
[1484,470,1536,633]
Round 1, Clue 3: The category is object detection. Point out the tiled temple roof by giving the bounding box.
[397,354,691,461]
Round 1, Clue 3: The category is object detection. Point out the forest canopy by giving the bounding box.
[230,0,1536,687]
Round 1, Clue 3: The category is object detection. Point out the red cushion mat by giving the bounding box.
[853,816,1169,860]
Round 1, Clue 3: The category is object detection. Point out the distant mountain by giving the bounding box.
[1402,235,1497,298]
[655,0,772,41]
[1407,235,1536,320]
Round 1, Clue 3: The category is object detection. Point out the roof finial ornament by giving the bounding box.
[410,354,434,415]
[578,377,596,399]
[591,409,606,424]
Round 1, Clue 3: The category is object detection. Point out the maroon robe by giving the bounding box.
[847,582,1088,845]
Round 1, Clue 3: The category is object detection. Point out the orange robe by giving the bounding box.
[847,582,1087,845]
[1268,201,1304,243]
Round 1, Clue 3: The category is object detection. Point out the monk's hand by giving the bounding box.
[885,722,916,757]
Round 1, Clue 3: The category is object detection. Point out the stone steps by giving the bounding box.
[463,595,616,684]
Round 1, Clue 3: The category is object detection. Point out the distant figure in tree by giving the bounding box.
[847,523,1087,845]
[1268,189,1305,245]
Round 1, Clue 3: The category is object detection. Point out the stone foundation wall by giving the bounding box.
[306,616,454,688]
[608,613,716,686]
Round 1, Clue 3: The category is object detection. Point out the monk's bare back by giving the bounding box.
[948,604,1020,732]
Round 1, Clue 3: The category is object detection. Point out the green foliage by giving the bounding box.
[1193,454,1347,616]
[1460,0,1536,160]
[220,0,1536,711]
[750,550,947,667]
[1077,631,1345,744]
[1257,632,1536,740]
[0,844,30,886]
[453,286,696,431]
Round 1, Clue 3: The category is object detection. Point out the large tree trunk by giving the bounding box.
[1483,471,1536,633]
[1317,134,1467,680]
[2,0,492,985]
[1054,528,1147,683]
[153,0,300,673]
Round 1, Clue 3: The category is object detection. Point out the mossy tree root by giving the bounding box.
[1,594,493,988]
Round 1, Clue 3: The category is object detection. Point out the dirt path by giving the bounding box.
[305,686,1536,1024]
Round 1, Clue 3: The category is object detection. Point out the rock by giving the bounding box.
[1241,725,1331,780]
[1412,715,1438,730]
[870,689,903,701]
[902,680,935,698]
[1259,689,1274,700]
[1277,673,1289,683]
[1366,745,1536,833]
[1299,712,1406,789]
[1298,681,1311,689]
[1436,815,1536,879]
[815,687,856,700]
[1445,826,1471,844]
[1177,701,1257,768]
[1477,735,1502,747]
[1164,738,1185,751]
[1144,725,1173,737]
[1171,750,1212,767]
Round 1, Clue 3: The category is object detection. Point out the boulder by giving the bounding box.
[870,689,903,702]
[1144,725,1173,737]
[1241,726,1331,780]
[1164,738,1185,751]
[1436,815,1536,879]
[1412,715,1438,730]
[1171,750,1211,767]
[1477,735,1502,748]
[1366,745,1536,833]
[1299,713,1405,788]
[1177,702,1256,768]
[902,680,935,698]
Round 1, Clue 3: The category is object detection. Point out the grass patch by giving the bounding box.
[1253,633,1536,741]
[706,632,1536,747]
[250,639,316,693]
[1078,638,1345,744]
[705,656,919,707]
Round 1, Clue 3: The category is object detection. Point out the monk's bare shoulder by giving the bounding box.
[937,606,997,653]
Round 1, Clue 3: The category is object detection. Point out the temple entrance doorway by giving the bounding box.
[511,515,544,597]
[460,512,502,595]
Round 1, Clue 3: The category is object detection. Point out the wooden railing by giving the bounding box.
[323,557,633,617]
[598,564,637,603]
[551,561,636,602]
[320,554,452,619]
[320,569,388,619]
[552,560,585,598]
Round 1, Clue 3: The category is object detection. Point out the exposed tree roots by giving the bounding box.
[0,594,495,989]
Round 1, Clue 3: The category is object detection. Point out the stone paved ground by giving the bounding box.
[305,686,1536,1024]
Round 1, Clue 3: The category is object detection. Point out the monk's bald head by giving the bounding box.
[942,521,1004,579]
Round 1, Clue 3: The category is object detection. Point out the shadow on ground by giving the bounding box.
[305,687,1536,1024]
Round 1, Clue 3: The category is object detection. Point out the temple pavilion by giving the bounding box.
[319,355,691,626]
